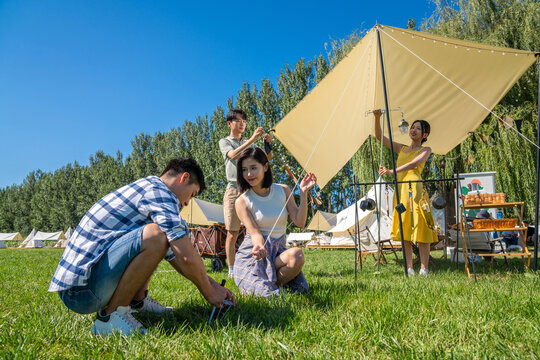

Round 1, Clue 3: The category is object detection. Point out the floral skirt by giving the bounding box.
[233,232,308,298]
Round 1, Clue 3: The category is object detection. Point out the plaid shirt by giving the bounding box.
[49,176,188,292]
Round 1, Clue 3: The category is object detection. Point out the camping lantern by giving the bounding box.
[398,112,409,134]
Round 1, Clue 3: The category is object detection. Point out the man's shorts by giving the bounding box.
[58,227,143,314]
[223,187,241,231]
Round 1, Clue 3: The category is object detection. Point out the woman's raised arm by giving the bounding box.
[373,109,404,152]
[284,173,317,228]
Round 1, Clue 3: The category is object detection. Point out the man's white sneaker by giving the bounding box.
[407,268,415,276]
[131,295,173,315]
[419,268,429,276]
[91,306,147,336]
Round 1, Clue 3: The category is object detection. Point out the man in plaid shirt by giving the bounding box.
[49,158,235,335]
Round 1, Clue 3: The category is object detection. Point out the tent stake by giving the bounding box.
[376,25,409,277]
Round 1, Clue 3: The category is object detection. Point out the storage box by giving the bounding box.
[463,192,505,206]
[472,218,517,229]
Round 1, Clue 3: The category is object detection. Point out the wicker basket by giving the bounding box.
[472,218,517,229]
[463,193,506,206]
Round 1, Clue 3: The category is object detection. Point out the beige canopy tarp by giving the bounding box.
[272,24,539,188]
[180,198,224,226]
[306,211,337,232]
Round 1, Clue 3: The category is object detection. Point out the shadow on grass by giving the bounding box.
[137,297,295,334]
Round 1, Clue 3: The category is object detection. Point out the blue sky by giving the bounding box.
[0,0,435,187]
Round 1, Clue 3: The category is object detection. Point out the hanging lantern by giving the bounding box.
[398,112,409,134]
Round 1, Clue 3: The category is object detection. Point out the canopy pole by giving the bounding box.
[534,56,540,272]
[368,136,382,271]
[353,175,359,281]
[455,167,461,268]
[376,25,409,277]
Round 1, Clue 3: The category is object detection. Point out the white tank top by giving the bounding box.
[240,183,288,238]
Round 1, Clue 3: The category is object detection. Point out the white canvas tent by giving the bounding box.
[19,229,36,248]
[22,239,44,248]
[272,25,539,188]
[286,232,315,246]
[330,212,394,247]
[0,232,24,249]
[34,231,66,241]
[180,198,224,226]
[329,179,395,247]
[22,231,66,248]
[306,234,332,247]
[0,232,23,241]
[306,211,338,232]
[54,227,73,248]
[330,178,394,232]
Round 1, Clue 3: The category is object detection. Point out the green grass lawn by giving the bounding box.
[0,248,538,359]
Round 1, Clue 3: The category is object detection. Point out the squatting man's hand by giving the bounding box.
[205,277,236,308]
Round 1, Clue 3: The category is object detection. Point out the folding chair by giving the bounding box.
[353,227,400,266]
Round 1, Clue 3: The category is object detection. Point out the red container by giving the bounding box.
[190,225,245,258]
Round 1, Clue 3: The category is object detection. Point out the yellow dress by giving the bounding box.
[390,146,438,243]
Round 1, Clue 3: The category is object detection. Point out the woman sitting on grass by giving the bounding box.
[233,147,316,297]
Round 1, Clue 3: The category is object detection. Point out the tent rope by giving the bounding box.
[232,34,377,301]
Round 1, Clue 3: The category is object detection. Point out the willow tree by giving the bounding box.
[424,0,539,220]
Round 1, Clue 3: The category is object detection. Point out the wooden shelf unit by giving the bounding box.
[459,201,531,277]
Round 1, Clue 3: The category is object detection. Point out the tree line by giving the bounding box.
[1,0,538,236]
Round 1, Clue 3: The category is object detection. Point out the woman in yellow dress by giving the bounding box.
[373,110,438,276]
